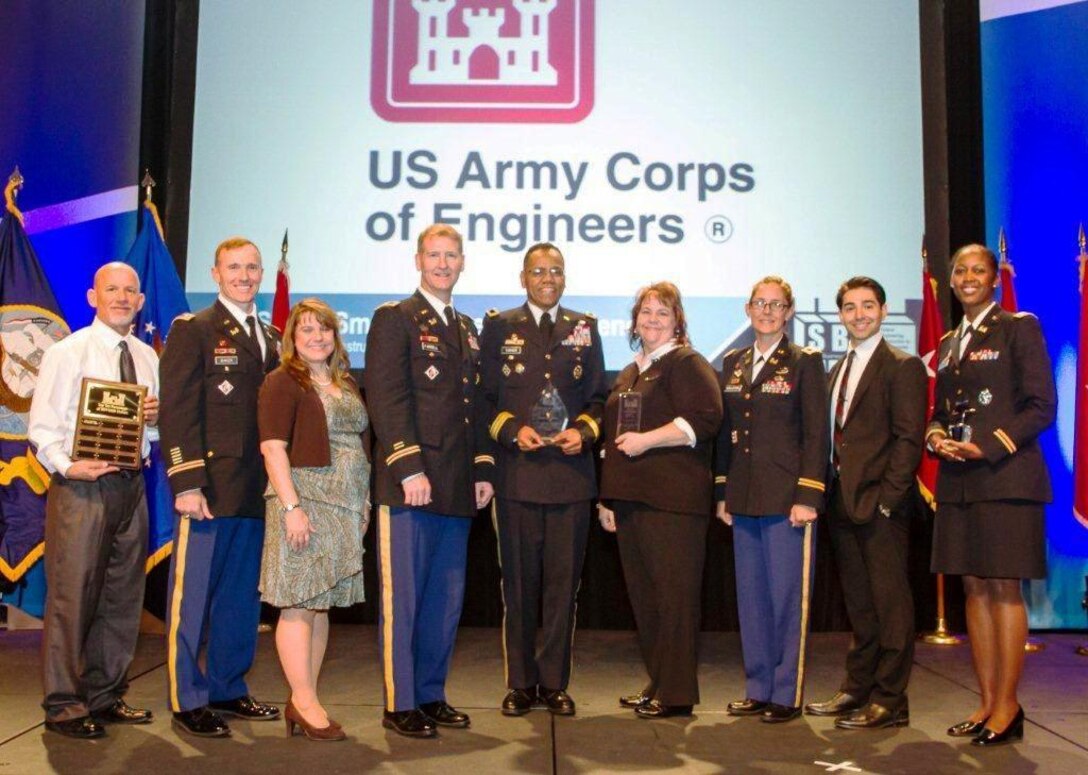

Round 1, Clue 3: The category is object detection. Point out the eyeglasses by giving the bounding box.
[749,299,789,312]
[527,267,565,278]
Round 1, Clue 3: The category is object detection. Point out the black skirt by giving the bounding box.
[931,500,1046,580]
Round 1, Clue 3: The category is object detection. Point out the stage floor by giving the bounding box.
[1,626,1085,774]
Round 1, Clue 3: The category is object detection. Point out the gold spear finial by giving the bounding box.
[921,233,928,269]
[998,226,1008,260]
[141,170,156,203]
[4,166,25,225]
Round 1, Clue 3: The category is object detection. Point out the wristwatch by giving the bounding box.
[281,502,300,515]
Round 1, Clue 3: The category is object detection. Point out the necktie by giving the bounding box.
[118,340,137,384]
[956,323,973,363]
[540,311,554,343]
[751,354,764,382]
[444,305,461,352]
[246,315,261,357]
[832,350,855,471]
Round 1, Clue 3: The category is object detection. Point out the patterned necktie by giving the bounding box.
[540,311,554,343]
[832,350,856,471]
[444,305,461,352]
[118,340,137,384]
[246,315,261,357]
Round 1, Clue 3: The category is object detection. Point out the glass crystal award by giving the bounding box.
[949,398,975,443]
[616,390,642,436]
[530,380,569,443]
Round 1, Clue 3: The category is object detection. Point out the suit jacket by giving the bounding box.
[364,291,494,517]
[715,337,829,514]
[159,300,280,517]
[479,303,607,504]
[927,307,1055,504]
[827,338,926,524]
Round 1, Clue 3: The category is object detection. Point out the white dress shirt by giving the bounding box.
[750,335,785,382]
[417,286,458,327]
[830,332,883,433]
[632,339,696,447]
[218,293,266,359]
[28,316,159,476]
[957,301,997,360]
[527,301,560,325]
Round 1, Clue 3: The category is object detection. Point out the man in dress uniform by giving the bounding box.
[365,223,495,738]
[804,277,926,729]
[478,242,607,717]
[159,237,281,738]
[29,263,159,739]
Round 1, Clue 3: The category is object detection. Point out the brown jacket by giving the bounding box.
[258,367,366,468]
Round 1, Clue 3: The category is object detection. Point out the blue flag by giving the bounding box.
[0,208,70,596]
[123,202,189,570]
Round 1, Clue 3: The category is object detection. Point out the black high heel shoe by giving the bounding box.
[972,706,1024,747]
[947,717,989,737]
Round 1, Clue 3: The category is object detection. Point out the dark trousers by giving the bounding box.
[828,484,914,709]
[42,473,147,721]
[376,506,472,712]
[733,514,816,708]
[614,501,707,706]
[166,515,264,712]
[493,498,590,691]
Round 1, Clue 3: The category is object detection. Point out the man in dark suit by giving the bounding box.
[159,237,282,738]
[365,223,495,738]
[804,276,926,729]
[478,242,607,717]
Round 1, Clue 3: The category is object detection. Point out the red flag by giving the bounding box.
[916,265,943,509]
[1074,234,1088,529]
[999,258,1019,312]
[271,257,290,333]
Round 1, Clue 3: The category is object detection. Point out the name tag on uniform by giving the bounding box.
[214,356,239,366]
[501,345,522,355]
[724,383,743,393]
[420,334,440,353]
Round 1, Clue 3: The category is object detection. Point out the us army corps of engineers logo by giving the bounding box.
[371,0,595,123]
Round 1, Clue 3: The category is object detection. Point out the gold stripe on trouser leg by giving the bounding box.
[793,522,814,708]
[491,500,510,688]
[167,518,191,712]
[379,506,396,711]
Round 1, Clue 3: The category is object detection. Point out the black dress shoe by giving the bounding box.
[726,698,768,716]
[92,699,153,725]
[947,717,989,737]
[539,688,576,716]
[45,717,106,739]
[619,691,652,709]
[209,695,280,720]
[172,707,231,738]
[972,706,1024,747]
[382,709,437,738]
[419,701,470,728]
[760,703,802,723]
[502,688,536,716]
[835,701,909,730]
[634,700,693,719]
[804,691,866,717]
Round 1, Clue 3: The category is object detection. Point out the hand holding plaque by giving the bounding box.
[530,380,569,443]
[72,378,147,470]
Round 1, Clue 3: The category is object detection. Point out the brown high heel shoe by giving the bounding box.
[284,701,346,741]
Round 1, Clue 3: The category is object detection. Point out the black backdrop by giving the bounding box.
[140,0,986,633]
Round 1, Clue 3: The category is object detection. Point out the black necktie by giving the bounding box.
[246,315,261,357]
[444,306,461,352]
[540,311,554,343]
[118,340,137,384]
[833,351,855,471]
[751,354,764,382]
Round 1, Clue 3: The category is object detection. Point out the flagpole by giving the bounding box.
[917,236,966,646]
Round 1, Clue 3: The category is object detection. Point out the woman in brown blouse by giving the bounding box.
[598,282,723,718]
[257,299,370,741]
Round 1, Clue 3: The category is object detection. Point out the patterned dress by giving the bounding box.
[260,387,370,609]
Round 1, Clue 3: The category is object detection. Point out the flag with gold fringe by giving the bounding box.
[916,257,943,509]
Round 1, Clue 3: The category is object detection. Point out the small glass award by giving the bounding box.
[616,391,642,436]
[72,378,147,470]
[949,398,975,443]
[530,380,569,443]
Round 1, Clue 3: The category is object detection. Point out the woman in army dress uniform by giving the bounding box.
[927,245,1056,746]
[258,299,371,741]
[715,276,829,724]
[598,282,723,719]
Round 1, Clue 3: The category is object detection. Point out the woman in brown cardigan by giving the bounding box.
[598,282,723,718]
[257,299,369,741]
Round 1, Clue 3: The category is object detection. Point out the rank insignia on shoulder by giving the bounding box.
[486,308,500,318]
[377,301,398,309]
[802,346,821,355]
[585,311,597,320]
[1014,311,1037,319]
[724,348,739,359]
[173,312,195,323]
